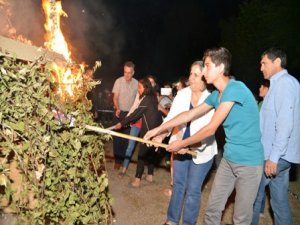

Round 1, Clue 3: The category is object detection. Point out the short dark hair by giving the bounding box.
[203,47,232,76]
[124,61,135,69]
[262,47,287,68]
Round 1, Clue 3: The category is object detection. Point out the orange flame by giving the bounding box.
[42,0,85,101]
[42,0,70,61]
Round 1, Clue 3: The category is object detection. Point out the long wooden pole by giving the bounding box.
[85,125,197,157]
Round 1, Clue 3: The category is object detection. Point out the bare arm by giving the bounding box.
[167,101,234,152]
[113,92,121,117]
[144,102,212,140]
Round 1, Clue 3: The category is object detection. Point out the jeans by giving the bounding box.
[252,159,292,225]
[204,159,262,225]
[112,111,130,164]
[167,155,213,225]
[122,126,140,169]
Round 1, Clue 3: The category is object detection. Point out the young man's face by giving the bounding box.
[203,56,220,84]
[123,66,134,81]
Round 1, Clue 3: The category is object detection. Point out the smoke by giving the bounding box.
[0,0,44,46]
[61,1,125,76]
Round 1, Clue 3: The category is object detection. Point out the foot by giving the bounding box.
[118,172,125,178]
[163,188,172,197]
[118,167,126,177]
[145,175,153,183]
[131,178,141,188]
[163,221,172,225]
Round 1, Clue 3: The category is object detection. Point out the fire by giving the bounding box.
[42,0,70,61]
[42,0,86,100]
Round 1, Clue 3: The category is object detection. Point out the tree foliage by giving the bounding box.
[220,0,300,91]
[0,56,112,224]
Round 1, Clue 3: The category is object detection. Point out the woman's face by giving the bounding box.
[189,65,205,92]
[259,85,269,98]
[138,82,145,95]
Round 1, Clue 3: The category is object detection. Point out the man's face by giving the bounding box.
[123,66,134,81]
[260,55,278,80]
[203,57,220,84]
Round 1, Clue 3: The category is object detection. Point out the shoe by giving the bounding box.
[118,172,125,178]
[131,178,141,188]
[145,175,153,183]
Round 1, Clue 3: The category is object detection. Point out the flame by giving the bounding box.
[42,0,86,101]
[42,0,70,61]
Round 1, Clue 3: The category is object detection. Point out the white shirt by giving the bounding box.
[164,87,217,164]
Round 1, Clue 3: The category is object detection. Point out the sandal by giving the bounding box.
[131,178,141,188]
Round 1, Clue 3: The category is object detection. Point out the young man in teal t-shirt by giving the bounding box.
[144,47,263,225]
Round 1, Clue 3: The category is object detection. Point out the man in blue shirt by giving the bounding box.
[252,48,300,225]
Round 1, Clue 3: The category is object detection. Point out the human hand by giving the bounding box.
[166,140,185,152]
[265,160,277,177]
[115,109,121,118]
[177,148,189,155]
[114,123,122,130]
[152,133,165,144]
[144,127,161,141]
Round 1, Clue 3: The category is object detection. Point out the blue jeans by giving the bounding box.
[122,126,140,169]
[112,111,130,164]
[252,159,292,225]
[167,155,213,225]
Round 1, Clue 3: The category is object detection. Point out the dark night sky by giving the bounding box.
[62,0,242,90]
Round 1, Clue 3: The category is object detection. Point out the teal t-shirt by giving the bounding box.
[205,80,263,166]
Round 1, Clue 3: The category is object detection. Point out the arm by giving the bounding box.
[113,93,121,117]
[166,101,234,152]
[144,102,212,140]
[112,79,121,117]
[265,78,296,176]
[127,93,140,116]
[119,97,149,127]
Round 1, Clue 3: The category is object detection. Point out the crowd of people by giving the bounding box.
[95,47,299,225]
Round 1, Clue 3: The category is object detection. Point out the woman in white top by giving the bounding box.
[153,61,217,225]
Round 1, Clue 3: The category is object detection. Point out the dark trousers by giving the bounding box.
[135,144,156,178]
[112,111,130,164]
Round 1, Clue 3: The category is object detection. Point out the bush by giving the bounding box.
[0,56,112,224]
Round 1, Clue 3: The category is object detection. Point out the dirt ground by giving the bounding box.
[104,141,300,225]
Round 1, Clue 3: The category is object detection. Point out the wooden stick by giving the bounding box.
[85,125,197,157]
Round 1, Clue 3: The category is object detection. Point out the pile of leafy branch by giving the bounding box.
[0,56,112,224]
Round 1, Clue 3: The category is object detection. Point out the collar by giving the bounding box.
[270,69,288,84]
